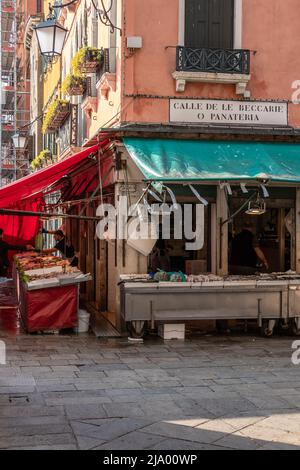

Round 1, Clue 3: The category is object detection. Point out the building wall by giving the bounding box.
[43,60,61,107]
[59,0,122,145]
[15,0,43,174]
[16,0,41,129]
[88,0,122,135]
[118,0,300,128]
[37,1,123,153]
[60,0,92,151]
[42,0,61,108]
[32,1,300,154]
[29,32,44,158]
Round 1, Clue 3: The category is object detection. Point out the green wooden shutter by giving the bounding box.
[185,0,234,49]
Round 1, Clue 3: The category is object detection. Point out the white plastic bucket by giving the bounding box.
[77,309,90,333]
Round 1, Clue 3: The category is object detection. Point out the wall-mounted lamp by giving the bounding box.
[34,0,121,60]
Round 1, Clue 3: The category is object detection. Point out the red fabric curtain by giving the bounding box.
[0,198,44,246]
[19,283,78,332]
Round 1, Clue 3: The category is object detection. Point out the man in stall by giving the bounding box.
[230,222,269,275]
[41,229,79,267]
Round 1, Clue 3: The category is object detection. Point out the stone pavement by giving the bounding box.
[0,331,300,450]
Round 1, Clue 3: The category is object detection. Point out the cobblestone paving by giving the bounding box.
[0,331,300,450]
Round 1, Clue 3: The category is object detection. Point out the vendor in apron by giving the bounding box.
[41,230,79,267]
[229,222,269,275]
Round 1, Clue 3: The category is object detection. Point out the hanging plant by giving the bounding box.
[31,150,53,170]
[72,47,103,75]
[42,99,70,133]
[62,73,86,96]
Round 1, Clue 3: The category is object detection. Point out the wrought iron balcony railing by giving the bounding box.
[176,46,250,75]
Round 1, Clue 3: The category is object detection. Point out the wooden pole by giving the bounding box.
[216,186,228,276]
[278,208,286,272]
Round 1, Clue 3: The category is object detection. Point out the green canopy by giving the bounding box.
[123,138,300,183]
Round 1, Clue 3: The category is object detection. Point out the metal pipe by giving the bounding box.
[0,208,101,221]
[221,191,257,226]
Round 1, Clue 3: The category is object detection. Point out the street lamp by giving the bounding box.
[34,17,68,60]
[34,0,120,60]
[12,133,27,150]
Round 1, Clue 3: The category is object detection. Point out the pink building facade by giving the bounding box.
[111,0,300,132]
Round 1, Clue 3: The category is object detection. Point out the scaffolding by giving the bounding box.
[0,0,29,188]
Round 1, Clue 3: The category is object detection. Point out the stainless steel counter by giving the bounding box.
[120,278,300,336]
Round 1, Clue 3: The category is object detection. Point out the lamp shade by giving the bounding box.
[34,19,67,58]
[245,199,266,216]
[12,133,27,149]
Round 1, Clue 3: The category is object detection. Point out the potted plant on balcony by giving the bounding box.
[62,73,86,96]
[72,46,103,75]
[42,99,70,133]
[31,150,53,170]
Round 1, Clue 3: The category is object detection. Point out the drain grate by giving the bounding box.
[9,395,30,404]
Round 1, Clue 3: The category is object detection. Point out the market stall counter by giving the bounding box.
[14,252,91,333]
[120,272,300,338]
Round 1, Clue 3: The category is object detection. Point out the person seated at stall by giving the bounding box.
[41,229,79,267]
[0,229,34,277]
[150,241,171,273]
[229,222,269,275]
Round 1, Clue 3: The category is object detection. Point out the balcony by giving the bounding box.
[81,49,112,116]
[42,100,71,134]
[173,46,251,95]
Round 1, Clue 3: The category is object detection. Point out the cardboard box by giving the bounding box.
[185,260,207,275]
[158,323,185,340]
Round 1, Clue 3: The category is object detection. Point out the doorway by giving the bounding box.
[228,195,294,275]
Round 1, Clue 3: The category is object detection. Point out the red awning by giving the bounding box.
[0,142,108,209]
[0,141,109,246]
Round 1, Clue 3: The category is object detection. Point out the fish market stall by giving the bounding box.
[13,253,91,333]
[120,273,300,338]
[112,139,300,339]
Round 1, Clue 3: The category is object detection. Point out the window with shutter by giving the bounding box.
[185,0,234,49]
[174,0,250,93]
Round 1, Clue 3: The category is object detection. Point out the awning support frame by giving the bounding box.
[0,208,101,222]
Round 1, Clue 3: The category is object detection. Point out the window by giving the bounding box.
[44,133,57,157]
[108,0,117,74]
[185,0,234,49]
[174,0,249,93]
[83,4,88,47]
[37,0,42,13]
[75,25,79,52]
